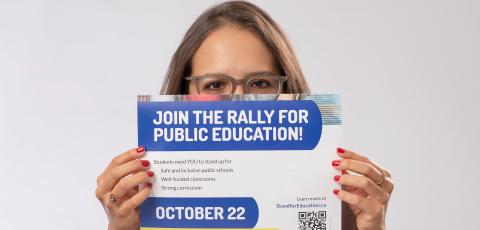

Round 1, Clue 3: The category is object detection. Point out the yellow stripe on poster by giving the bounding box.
[141,228,279,230]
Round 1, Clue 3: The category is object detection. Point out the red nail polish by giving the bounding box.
[334,175,341,182]
[147,183,152,188]
[337,147,345,154]
[147,171,154,177]
[332,160,341,167]
[136,146,145,153]
[333,189,340,195]
[141,160,150,167]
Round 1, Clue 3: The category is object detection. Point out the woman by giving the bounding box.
[95,1,394,230]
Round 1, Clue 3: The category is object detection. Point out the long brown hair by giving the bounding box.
[160,0,310,94]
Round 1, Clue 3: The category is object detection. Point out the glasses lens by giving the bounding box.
[196,76,233,94]
[246,76,280,94]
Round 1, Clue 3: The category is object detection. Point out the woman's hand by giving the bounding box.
[95,147,154,230]
[332,148,394,230]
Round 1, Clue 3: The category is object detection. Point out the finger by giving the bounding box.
[336,149,395,193]
[337,147,392,178]
[111,171,154,199]
[340,170,356,192]
[97,158,150,197]
[107,146,146,171]
[333,159,384,184]
[96,147,145,200]
[125,188,138,199]
[335,174,389,204]
[380,177,395,194]
[119,183,153,213]
[334,189,383,215]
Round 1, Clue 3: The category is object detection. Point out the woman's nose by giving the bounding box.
[233,85,245,95]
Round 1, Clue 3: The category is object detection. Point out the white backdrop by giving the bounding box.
[1,0,479,229]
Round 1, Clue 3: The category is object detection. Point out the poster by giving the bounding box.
[137,94,342,230]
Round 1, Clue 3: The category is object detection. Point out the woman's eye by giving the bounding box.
[206,81,225,90]
[250,80,272,88]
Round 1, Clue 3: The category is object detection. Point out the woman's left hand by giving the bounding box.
[332,148,394,230]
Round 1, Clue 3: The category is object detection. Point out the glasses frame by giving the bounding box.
[185,74,287,95]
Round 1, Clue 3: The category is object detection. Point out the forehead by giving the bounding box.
[190,25,277,77]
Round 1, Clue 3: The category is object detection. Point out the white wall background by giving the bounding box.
[1,0,479,229]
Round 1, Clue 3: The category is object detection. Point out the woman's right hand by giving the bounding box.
[95,147,154,230]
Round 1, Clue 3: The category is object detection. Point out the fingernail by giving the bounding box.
[141,160,150,167]
[136,146,145,153]
[332,160,341,167]
[147,171,154,177]
[147,183,152,188]
[333,189,340,195]
[334,175,341,182]
[337,147,345,154]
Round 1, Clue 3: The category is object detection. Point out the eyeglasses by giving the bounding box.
[185,74,287,95]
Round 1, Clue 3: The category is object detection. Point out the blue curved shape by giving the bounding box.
[140,197,259,228]
[138,100,322,151]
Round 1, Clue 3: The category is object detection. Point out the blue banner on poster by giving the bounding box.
[137,100,322,151]
[140,197,259,228]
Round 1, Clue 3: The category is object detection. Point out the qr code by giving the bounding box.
[298,211,327,230]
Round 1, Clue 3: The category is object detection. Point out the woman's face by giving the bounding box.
[188,25,279,95]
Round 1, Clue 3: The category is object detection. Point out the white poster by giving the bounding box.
[137,94,342,230]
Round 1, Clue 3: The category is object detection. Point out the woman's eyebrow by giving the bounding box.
[196,72,231,78]
[194,71,276,78]
[245,71,277,77]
